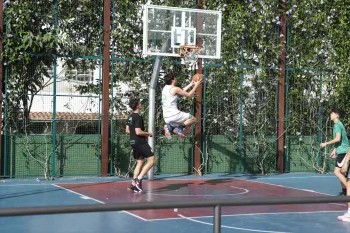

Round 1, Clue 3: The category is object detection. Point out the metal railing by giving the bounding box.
[1,196,350,233]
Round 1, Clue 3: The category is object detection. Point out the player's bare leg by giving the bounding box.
[335,167,348,189]
[163,124,172,139]
[174,116,196,138]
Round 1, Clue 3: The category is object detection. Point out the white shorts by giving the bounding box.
[164,111,192,126]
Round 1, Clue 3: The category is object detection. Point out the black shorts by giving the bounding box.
[335,153,348,168]
[131,142,153,160]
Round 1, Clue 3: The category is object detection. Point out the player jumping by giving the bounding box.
[161,71,202,139]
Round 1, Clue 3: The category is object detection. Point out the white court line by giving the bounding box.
[178,214,290,233]
[0,181,121,187]
[0,184,56,186]
[51,184,105,204]
[148,210,345,221]
[51,184,147,221]
[140,175,335,181]
[122,210,148,221]
[0,183,109,187]
[241,179,347,207]
[146,186,249,197]
[257,175,334,180]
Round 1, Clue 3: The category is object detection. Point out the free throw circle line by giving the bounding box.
[146,186,249,197]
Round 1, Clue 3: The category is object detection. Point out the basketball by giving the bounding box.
[192,74,203,82]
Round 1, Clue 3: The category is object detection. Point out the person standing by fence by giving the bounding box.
[320,109,349,196]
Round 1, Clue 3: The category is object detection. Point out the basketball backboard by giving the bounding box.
[143,5,222,59]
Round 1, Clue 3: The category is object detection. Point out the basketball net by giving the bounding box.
[180,45,202,70]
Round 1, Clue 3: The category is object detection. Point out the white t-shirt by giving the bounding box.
[161,85,180,118]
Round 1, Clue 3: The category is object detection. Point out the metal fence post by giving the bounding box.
[202,60,207,174]
[239,52,244,172]
[2,7,9,178]
[147,38,171,180]
[214,205,221,233]
[0,0,3,177]
[101,0,111,176]
[277,0,287,173]
[317,72,323,167]
[51,0,59,178]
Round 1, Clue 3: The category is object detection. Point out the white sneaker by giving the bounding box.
[338,212,350,222]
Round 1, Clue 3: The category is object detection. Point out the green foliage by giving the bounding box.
[4,1,57,130]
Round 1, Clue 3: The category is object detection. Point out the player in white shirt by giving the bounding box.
[161,72,202,139]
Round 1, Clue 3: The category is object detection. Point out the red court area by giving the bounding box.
[57,179,345,220]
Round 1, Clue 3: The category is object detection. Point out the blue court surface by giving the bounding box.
[1,173,350,233]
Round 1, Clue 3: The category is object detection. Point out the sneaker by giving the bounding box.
[338,212,350,222]
[134,178,143,192]
[133,185,142,193]
[339,190,347,196]
[127,179,137,192]
[173,127,186,138]
[128,184,141,193]
[164,124,172,139]
[127,183,135,191]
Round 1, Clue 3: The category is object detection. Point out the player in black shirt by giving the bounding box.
[125,98,155,193]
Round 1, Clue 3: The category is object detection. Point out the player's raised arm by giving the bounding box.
[183,81,194,91]
[172,79,202,98]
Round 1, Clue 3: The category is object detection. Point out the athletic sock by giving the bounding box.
[137,176,143,180]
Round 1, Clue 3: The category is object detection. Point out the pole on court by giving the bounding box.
[147,38,171,180]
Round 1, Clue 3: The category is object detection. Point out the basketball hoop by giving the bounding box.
[179,45,202,70]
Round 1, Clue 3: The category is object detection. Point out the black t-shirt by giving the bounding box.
[127,113,147,144]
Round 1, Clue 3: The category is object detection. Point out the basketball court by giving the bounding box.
[1,2,350,233]
[1,173,350,233]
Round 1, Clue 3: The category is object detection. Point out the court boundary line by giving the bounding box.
[256,175,334,180]
[147,210,345,221]
[51,184,148,221]
[0,184,55,186]
[152,175,335,181]
[178,214,290,233]
[0,181,117,186]
[240,179,347,207]
[145,186,249,197]
[51,184,105,204]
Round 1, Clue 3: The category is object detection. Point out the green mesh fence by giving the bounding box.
[204,65,241,174]
[241,68,278,175]
[204,65,278,175]
[5,134,99,178]
[285,70,335,173]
